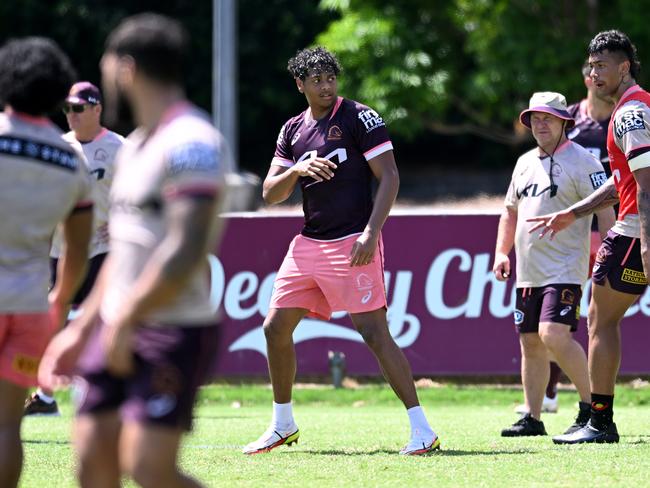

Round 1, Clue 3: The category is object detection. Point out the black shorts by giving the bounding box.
[74,319,220,431]
[514,284,582,334]
[592,230,647,295]
[50,253,107,306]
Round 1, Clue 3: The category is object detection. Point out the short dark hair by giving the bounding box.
[105,13,188,84]
[588,29,641,79]
[287,46,341,80]
[0,37,75,115]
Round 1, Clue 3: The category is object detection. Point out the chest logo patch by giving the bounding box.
[327,125,343,141]
[94,148,109,162]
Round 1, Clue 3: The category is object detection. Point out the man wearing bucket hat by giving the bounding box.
[493,91,614,437]
[24,82,125,417]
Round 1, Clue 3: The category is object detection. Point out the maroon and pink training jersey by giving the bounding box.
[272,97,393,240]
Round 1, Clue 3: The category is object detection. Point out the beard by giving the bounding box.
[101,81,135,135]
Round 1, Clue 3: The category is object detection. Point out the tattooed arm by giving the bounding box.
[527,177,619,239]
[568,176,619,218]
[634,168,650,282]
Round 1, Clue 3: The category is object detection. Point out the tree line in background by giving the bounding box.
[1,0,648,176]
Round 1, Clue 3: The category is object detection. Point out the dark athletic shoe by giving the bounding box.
[23,393,60,417]
[501,414,547,437]
[553,420,619,444]
[562,403,591,435]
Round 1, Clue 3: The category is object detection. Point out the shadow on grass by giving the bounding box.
[287,448,535,457]
[23,439,70,445]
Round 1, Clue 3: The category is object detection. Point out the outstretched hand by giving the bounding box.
[526,210,576,240]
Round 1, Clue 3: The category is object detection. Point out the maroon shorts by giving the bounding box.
[592,230,647,295]
[514,284,582,334]
[74,320,219,431]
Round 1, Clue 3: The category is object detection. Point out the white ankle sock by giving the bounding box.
[407,406,434,438]
[36,389,55,404]
[272,401,294,430]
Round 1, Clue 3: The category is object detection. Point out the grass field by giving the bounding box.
[20,382,650,487]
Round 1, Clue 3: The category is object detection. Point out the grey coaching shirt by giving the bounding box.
[0,111,93,312]
[505,140,606,288]
[100,103,229,327]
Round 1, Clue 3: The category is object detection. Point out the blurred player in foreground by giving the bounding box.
[38,13,229,486]
[0,37,93,488]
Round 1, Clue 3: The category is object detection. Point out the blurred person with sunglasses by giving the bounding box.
[24,82,125,417]
[492,92,614,438]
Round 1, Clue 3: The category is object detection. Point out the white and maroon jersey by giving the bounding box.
[100,103,229,327]
[567,99,610,169]
[0,111,93,313]
[51,128,125,258]
[505,140,606,287]
[607,85,650,238]
[272,97,393,240]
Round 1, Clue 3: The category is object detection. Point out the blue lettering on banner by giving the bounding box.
[0,136,78,171]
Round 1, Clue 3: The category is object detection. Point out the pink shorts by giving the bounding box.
[270,233,388,320]
[0,313,56,387]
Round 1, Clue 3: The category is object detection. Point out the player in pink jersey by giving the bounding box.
[242,47,439,456]
[0,37,93,488]
[529,30,650,444]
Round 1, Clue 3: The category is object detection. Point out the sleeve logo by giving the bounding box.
[614,109,645,138]
[357,109,386,133]
[589,171,607,189]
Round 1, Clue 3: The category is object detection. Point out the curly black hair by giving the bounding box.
[106,13,188,84]
[0,37,75,115]
[287,46,341,80]
[588,30,641,79]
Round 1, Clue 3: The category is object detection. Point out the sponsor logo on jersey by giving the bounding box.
[560,288,575,305]
[513,309,524,325]
[559,305,572,317]
[550,163,563,177]
[615,109,645,138]
[590,171,607,189]
[291,131,301,145]
[167,142,220,176]
[516,183,555,198]
[357,109,386,133]
[595,247,608,264]
[327,125,343,140]
[621,267,647,285]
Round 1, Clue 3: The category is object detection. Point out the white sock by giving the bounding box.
[272,401,294,431]
[36,389,55,404]
[407,406,435,439]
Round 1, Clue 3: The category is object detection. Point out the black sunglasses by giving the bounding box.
[62,104,88,114]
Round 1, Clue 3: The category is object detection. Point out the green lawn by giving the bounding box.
[20,383,650,487]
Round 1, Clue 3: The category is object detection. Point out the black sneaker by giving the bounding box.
[552,420,619,444]
[563,402,591,435]
[501,414,547,437]
[23,393,60,417]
